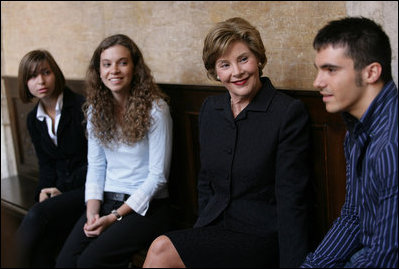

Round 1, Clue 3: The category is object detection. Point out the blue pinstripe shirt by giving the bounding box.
[302,81,398,268]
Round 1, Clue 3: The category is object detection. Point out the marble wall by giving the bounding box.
[1,1,398,178]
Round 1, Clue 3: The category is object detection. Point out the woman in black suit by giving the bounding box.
[143,17,311,268]
[15,50,87,267]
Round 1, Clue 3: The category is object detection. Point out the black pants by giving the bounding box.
[15,187,85,268]
[55,198,171,268]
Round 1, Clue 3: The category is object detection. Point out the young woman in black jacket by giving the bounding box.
[15,49,87,267]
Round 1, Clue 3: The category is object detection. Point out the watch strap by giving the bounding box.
[111,209,122,221]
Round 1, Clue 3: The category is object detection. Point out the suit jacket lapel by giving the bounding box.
[57,88,72,136]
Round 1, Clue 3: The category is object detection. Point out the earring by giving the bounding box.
[217,76,220,80]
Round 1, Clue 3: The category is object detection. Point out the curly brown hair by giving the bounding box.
[84,34,168,147]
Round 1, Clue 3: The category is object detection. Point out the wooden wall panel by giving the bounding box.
[2,76,347,249]
[3,77,37,178]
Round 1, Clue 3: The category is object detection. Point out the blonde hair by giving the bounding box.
[203,17,267,81]
[84,34,168,147]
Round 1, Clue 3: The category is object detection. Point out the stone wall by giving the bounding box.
[2,1,348,89]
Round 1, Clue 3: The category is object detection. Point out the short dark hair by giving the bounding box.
[18,50,65,103]
[313,17,392,83]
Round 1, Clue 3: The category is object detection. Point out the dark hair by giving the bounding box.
[313,17,392,83]
[18,50,65,103]
[203,17,266,81]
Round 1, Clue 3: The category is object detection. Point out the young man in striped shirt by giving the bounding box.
[302,17,398,268]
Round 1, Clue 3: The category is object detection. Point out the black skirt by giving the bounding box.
[165,222,279,268]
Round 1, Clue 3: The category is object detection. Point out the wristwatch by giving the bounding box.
[111,209,122,221]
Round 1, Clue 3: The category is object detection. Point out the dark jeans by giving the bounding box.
[15,187,85,268]
[55,197,172,268]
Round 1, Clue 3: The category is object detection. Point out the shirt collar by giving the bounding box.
[246,77,276,112]
[36,92,64,121]
[215,76,276,112]
[342,80,397,138]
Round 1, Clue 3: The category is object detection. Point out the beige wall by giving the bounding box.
[346,1,398,88]
[2,1,348,89]
[1,1,398,178]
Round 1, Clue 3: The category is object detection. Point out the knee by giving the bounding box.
[24,204,45,222]
[18,205,48,233]
[148,235,173,256]
[144,235,174,266]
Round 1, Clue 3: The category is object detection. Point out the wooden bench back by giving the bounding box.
[2,76,347,248]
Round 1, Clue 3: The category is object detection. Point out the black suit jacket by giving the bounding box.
[194,77,311,267]
[27,87,88,201]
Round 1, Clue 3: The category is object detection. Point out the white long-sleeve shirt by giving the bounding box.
[85,99,172,216]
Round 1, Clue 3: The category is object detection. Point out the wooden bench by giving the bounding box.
[1,76,347,267]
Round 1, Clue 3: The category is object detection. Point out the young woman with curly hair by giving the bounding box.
[56,34,173,268]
